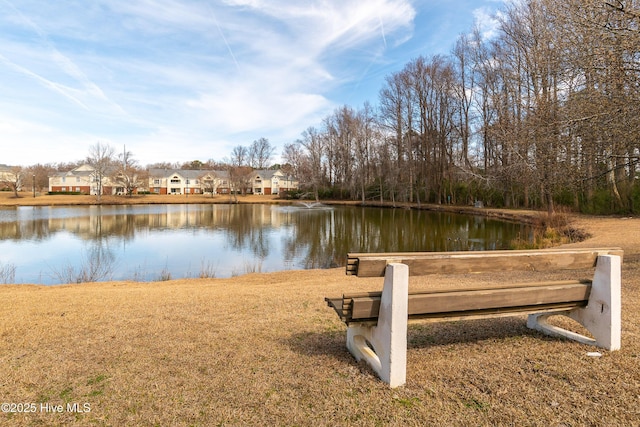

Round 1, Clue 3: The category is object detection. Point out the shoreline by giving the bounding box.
[0,192,640,254]
[0,190,560,224]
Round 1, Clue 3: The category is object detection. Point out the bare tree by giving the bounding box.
[378,71,410,203]
[86,142,116,201]
[114,148,142,196]
[281,143,305,179]
[224,145,251,201]
[25,164,56,195]
[296,127,325,201]
[1,166,24,197]
[248,137,275,169]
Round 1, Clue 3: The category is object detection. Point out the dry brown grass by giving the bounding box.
[1,194,640,426]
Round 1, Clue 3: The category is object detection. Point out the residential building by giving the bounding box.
[249,169,298,195]
[0,164,19,191]
[148,169,222,195]
[49,164,299,196]
[49,164,136,195]
[148,168,298,195]
[49,164,98,194]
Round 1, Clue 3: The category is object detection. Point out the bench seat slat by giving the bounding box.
[327,280,591,324]
[347,248,623,277]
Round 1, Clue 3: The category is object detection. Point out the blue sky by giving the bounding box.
[0,0,503,167]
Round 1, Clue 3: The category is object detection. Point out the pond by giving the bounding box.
[0,204,531,285]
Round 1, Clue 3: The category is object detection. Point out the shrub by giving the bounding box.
[510,209,588,249]
[47,191,83,195]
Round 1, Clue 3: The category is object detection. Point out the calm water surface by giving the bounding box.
[0,204,531,285]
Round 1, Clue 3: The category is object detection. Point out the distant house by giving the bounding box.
[49,164,98,194]
[147,168,298,195]
[249,169,298,195]
[148,169,222,195]
[48,164,134,195]
[0,164,18,191]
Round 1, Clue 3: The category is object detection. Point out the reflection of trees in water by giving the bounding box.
[0,261,16,283]
[50,240,117,284]
[282,207,531,269]
[219,205,272,259]
[282,208,339,269]
[0,218,53,242]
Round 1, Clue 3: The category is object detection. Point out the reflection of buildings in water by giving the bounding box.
[0,205,303,243]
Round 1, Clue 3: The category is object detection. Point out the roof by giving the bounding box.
[148,168,222,179]
[49,163,121,178]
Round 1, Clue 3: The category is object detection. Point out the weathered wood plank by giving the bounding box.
[328,280,591,324]
[346,248,623,277]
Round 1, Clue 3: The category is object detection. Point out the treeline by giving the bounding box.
[283,0,640,214]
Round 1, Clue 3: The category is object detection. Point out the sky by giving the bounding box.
[0,0,504,167]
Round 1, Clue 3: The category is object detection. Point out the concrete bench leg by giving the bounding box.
[527,254,621,350]
[346,263,408,388]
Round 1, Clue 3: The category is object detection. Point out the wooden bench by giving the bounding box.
[325,248,623,388]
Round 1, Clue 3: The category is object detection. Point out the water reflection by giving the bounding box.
[0,204,530,285]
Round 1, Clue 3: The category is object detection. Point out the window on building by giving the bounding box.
[170,177,180,183]
[153,179,160,185]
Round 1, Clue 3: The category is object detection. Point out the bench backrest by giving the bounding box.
[328,280,591,324]
[346,248,623,277]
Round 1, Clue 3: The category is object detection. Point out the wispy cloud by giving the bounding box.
[0,53,89,109]
[0,0,439,165]
[473,6,502,40]
[0,0,127,118]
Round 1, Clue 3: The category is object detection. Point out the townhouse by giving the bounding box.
[0,164,18,191]
[148,168,222,195]
[49,165,299,196]
[48,164,139,195]
[148,168,298,195]
[49,164,110,195]
[249,169,298,195]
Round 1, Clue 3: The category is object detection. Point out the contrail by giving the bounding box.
[207,3,241,72]
[0,0,126,114]
[379,14,387,49]
[0,53,89,109]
